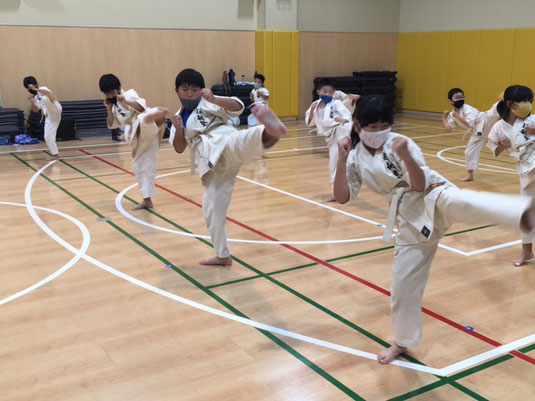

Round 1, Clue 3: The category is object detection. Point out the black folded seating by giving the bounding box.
[0,108,25,143]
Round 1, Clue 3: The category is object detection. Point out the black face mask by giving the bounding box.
[108,96,118,105]
[28,89,38,96]
[452,99,465,109]
[180,97,202,111]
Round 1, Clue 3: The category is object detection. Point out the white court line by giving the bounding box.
[27,162,535,376]
[439,334,535,376]
[265,146,328,155]
[115,171,387,245]
[24,162,440,375]
[436,146,517,174]
[0,199,90,306]
[279,135,318,141]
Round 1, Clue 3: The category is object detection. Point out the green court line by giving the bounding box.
[209,224,493,290]
[53,165,190,182]
[49,154,492,400]
[14,153,367,401]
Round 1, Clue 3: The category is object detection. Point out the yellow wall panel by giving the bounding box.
[512,28,535,91]
[416,31,449,112]
[475,29,515,110]
[290,31,300,116]
[256,30,299,117]
[396,33,421,110]
[445,30,481,112]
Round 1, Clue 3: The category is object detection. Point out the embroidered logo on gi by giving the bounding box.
[421,226,431,238]
[196,111,208,127]
[521,123,529,140]
[329,109,334,119]
[382,153,402,178]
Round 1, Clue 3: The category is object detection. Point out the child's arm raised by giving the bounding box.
[392,136,425,192]
[201,88,242,112]
[172,113,187,154]
[442,110,453,132]
[333,136,352,203]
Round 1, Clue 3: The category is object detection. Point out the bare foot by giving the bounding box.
[326,196,337,202]
[46,155,59,161]
[199,256,233,266]
[132,198,153,210]
[461,174,474,182]
[253,105,287,146]
[377,344,407,365]
[513,252,533,267]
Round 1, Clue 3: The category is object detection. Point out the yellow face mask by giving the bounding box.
[511,101,533,118]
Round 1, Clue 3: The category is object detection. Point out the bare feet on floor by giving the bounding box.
[513,252,533,267]
[377,344,407,365]
[199,256,233,266]
[46,154,59,161]
[132,198,153,210]
[461,173,474,182]
[326,196,337,202]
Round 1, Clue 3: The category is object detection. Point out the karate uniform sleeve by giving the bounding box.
[334,90,347,101]
[487,122,502,155]
[107,110,121,129]
[486,102,500,120]
[446,112,456,129]
[305,102,318,127]
[216,95,244,118]
[335,100,352,122]
[124,89,147,111]
[398,137,431,189]
[346,149,362,201]
[463,106,478,128]
[259,88,269,98]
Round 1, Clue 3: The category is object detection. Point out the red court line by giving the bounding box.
[78,148,535,365]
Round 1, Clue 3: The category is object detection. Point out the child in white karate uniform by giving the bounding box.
[23,76,62,160]
[247,72,270,126]
[170,69,286,266]
[99,74,167,210]
[334,95,535,365]
[487,85,535,266]
[442,87,500,182]
[306,78,354,201]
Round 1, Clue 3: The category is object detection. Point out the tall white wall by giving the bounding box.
[0,0,259,30]
[400,0,535,32]
[298,0,400,33]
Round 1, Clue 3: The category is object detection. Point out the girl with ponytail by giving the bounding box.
[488,85,535,266]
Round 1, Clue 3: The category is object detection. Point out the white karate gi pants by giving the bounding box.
[391,188,530,347]
[202,125,267,258]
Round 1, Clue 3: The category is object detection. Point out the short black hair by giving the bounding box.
[353,95,394,128]
[317,78,335,91]
[497,85,534,120]
[254,72,265,84]
[23,76,38,88]
[448,88,464,100]
[99,74,121,93]
[175,68,205,90]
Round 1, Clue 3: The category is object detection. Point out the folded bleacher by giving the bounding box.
[211,84,253,125]
[0,108,25,143]
[313,71,397,111]
[59,99,110,138]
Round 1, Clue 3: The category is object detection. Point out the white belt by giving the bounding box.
[383,194,400,243]
[189,137,202,175]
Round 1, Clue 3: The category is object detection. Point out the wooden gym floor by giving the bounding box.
[0,116,534,400]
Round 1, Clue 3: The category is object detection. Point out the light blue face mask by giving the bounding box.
[253,82,262,89]
[320,95,333,104]
[180,97,202,111]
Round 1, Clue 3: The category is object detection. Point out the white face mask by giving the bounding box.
[359,127,391,149]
